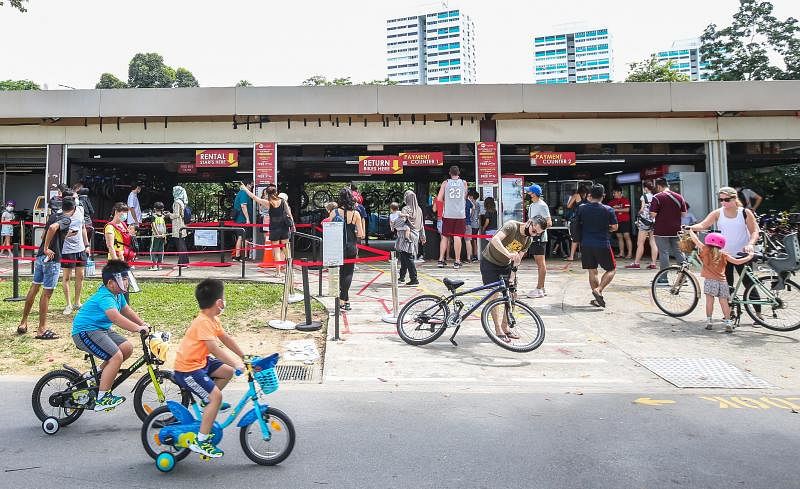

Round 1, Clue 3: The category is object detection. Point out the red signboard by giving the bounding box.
[195,149,239,168]
[530,151,576,167]
[399,151,444,167]
[475,142,499,186]
[178,163,196,174]
[254,142,276,185]
[358,155,403,175]
[641,165,668,180]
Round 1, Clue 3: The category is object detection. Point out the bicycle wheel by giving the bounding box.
[481,298,546,353]
[31,369,85,426]
[132,370,191,422]
[239,406,296,466]
[651,266,700,317]
[744,277,800,331]
[396,294,450,345]
[311,190,331,209]
[141,405,192,462]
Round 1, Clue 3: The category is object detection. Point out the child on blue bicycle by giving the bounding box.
[173,278,246,458]
[72,260,150,411]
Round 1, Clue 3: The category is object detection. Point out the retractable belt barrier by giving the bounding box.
[424,225,492,239]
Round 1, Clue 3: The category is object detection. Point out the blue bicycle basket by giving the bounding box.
[252,353,280,394]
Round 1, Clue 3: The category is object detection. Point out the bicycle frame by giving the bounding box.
[729,266,781,307]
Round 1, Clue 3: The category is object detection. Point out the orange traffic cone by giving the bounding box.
[258,243,275,268]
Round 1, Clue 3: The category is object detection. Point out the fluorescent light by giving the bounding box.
[330,173,361,177]
[93,154,101,159]
[235,170,252,174]
[516,173,549,176]
[604,170,623,175]
[345,160,359,165]
[367,144,384,151]
[578,159,625,164]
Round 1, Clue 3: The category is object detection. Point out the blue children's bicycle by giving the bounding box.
[140,353,295,471]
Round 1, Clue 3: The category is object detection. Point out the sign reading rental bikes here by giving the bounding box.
[530,151,576,167]
[358,155,403,175]
[195,149,239,168]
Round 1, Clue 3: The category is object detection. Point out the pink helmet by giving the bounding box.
[704,232,726,249]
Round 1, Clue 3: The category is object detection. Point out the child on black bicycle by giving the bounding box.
[71,260,150,411]
[173,279,246,458]
[686,229,754,332]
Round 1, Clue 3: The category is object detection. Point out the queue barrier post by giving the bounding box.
[268,255,296,330]
[287,254,303,304]
[4,243,25,302]
[295,260,322,332]
[332,297,341,341]
[381,251,400,324]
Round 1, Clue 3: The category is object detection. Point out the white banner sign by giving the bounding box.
[322,221,344,267]
[193,229,218,247]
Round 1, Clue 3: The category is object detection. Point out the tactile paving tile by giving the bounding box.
[636,357,775,389]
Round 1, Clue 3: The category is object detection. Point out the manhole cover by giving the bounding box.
[636,357,774,389]
[276,364,320,383]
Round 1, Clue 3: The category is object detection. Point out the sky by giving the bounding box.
[1,0,798,89]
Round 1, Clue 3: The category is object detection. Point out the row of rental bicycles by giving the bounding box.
[31,331,295,472]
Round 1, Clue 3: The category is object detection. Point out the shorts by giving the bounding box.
[441,218,465,237]
[615,221,631,234]
[1,224,13,236]
[32,255,61,289]
[480,259,512,285]
[704,278,731,299]
[73,330,128,361]
[61,251,87,269]
[472,227,480,237]
[530,241,546,256]
[581,246,616,271]
[269,223,290,241]
[174,357,225,404]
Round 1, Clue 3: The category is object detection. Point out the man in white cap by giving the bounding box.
[525,184,552,298]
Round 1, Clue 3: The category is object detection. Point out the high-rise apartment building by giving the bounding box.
[386,8,477,85]
[533,27,613,84]
[654,39,710,81]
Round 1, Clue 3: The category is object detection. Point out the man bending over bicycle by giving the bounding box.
[480,216,547,342]
[173,279,246,459]
[72,260,149,411]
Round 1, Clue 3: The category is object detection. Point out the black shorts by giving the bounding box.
[480,259,512,285]
[581,246,616,271]
[615,221,631,234]
[61,251,87,269]
[530,241,546,256]
[269,224,290,241]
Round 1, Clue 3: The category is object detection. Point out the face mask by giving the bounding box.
[119,212,128,221]
[5,206,12,212]
[218,299,226,314]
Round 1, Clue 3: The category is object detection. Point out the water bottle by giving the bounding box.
[85,257,96,277]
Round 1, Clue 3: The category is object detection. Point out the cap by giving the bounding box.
[524,184,542,197]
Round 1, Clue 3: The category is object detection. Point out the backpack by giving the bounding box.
[109,222,136,262]
[183,204,192,224]
[332,209,344,223]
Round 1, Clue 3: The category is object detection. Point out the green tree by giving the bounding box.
[1,0,27,12]
[174,67,199,87]
[235,80,253,87]
[128,53,177,88]
[302,75,397,86]
[625,56,690,82]
[700,0,800,81]
[0,79,40,90]
[358,78,399,85]
[95,73,127,89]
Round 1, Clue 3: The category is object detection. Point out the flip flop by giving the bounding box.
[34,329,59,340]
[592,290,606,308]
[506,330,520,340]
[16,325,27,335]
[496,334,511,343]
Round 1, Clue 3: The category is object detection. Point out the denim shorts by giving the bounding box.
[174,357,225,404]
[32,255,61,289]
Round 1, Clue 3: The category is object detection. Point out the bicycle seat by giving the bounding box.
[443,278,465,291]
[768,233,800,273]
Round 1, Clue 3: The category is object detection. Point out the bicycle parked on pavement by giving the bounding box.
[32,330,189,434]
[651,232,800,331]
[396,269,546,352]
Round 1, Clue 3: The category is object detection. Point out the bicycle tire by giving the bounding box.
[31,369,85,426]
[651,266,700,317]
[744,277,800,331]
[311,190,331,209]
[481,298,546,353]
[396,294,450,345]
[141,405,192,462]
[239,406,296,466]
[132,370,191,422]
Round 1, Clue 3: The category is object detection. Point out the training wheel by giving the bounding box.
[156,452,175,472]
[42,417,59,435]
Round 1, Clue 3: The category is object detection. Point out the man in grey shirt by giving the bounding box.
[126,183,142,227]
[525,184,552,298]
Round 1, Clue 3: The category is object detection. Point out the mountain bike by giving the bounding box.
[141,353,295,471]
[651,233,800,331]
[396,269,546,352]
[32,330,189,434]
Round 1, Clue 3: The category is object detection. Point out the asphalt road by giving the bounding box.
[2,380,799,489]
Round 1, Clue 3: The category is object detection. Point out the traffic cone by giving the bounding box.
[258,243,275,268]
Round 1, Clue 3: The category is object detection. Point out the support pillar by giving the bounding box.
[706,140,729,212]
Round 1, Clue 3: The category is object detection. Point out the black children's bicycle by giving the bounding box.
[396,270,546,353]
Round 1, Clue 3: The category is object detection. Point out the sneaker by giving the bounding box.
[453,262,462,269]
[200,400,231,412]
[73,302,83,310]
[62,305,73,315]
[655,278,670,287]
[94,392,125,411]
[414,258,425,264]
[724,320,735,333]
[189,434,224,458]
[705,320,713,330]
[437,261,446,268]
[405,279,419,286]
[624,263,641,269]
[527,289,545,299]
[647,264,658,270]
[471,256,479,263]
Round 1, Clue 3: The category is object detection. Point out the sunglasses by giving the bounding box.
[719,196,735,202]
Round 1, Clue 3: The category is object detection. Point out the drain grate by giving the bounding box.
[636,357,775,389]
[275,364,319,383]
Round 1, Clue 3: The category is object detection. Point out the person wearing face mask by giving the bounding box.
[173,279,246,459]
[1,200,15,257]
[104,202,134,262]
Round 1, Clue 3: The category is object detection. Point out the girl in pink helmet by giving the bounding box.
[687,229,754,332]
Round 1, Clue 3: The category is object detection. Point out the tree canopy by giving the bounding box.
[701,0,800,80]
[301,75,397,86]
[174,67,199,88]
[0,79,40,90]
[625,56,690,82]
[95,73,127,89]
[235,80,253,87]
[95,53,199,88]
[1,0,27,12]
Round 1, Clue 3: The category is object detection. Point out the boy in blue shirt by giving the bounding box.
[72,260,150,411]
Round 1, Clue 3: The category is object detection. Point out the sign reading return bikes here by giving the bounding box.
[358,155,403,175]
[530,151,576,167]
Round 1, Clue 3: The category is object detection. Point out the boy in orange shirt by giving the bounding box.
[173,278,245,458]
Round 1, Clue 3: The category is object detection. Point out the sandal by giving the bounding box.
[591,290,606,308]
[496,334,511,343]
[34,329,59,340]
[341,302,352,311]
[590,299,602,308]
[16,325,27,335]
[505,330,520,340]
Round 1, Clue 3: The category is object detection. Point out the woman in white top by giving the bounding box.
[689,186,760,294]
